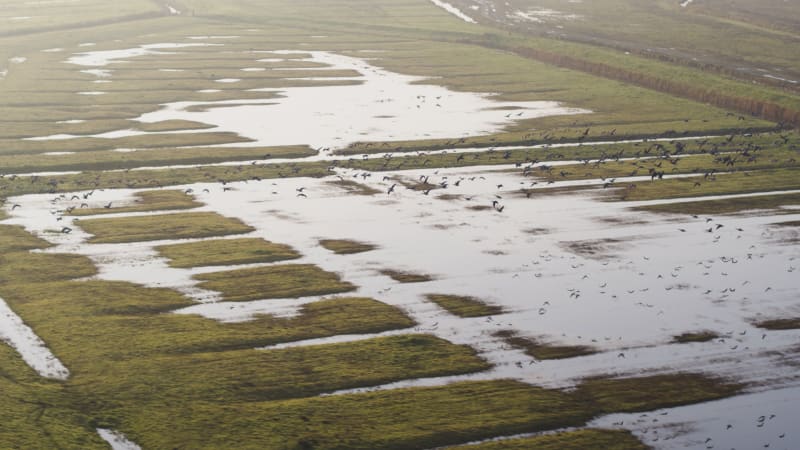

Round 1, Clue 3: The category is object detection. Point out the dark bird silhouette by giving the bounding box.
[103,202,112,209]
[387,184,397,194]
[11,204,21,210]
[60,226,72,234]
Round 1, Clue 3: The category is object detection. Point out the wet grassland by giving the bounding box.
[1,0,799,448]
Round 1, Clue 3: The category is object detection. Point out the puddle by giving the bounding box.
[429,0,477,23]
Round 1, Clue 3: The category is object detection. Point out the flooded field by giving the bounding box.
[28,46,589,148]
[1,0,798,448]
[4,156,800,448]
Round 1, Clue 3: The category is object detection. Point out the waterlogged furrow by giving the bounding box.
[96,429,141,450]
[429,0,478,23]
[0,296,69,380]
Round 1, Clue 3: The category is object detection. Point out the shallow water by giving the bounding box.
[429,0,477,23]
[5,164,799,394]
[134,51,589,150]
[96,429,141,450]
[591,386,800,450]
[3,158,799,450]
[0,296,69,380]
[47,46,589,150]
[66,43,221,67]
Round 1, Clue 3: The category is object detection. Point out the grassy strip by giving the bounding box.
[0,346,107,449]
[615,168,800,202]
[425,294,504,318]
[0,252,97,284]
[474,32,800,125]
[0,145,316,174]
[78,334,490,405]
[772,221,800,227]
[135,120,216,133]
[672,331,720,344]
[0,160,333,199]
[5,280,414,359]
[0,133,795,202]
[78,211,254,244]
[575,373,742,414]
[532,146,799,184]
[635,192,800,216]
[117,373,741,449]
[449,428,647,450]
[494,330,597,360]
[194,264,355,302]
[754,318,800,331]
[157,237,301,268]
[121,380,592,450]
[70,189,201,216]
[0,132,253,156]
[319,239,377,255]
[380,269,434,283]
[0,224,51,252]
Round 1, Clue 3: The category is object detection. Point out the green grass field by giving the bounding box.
[319,239,378,255]
[70,189,201,216]
[194,264,356,301]
[494,330,598,360]
[157,237,301,267]
[78,211,255,243]
[425,294,504,317]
